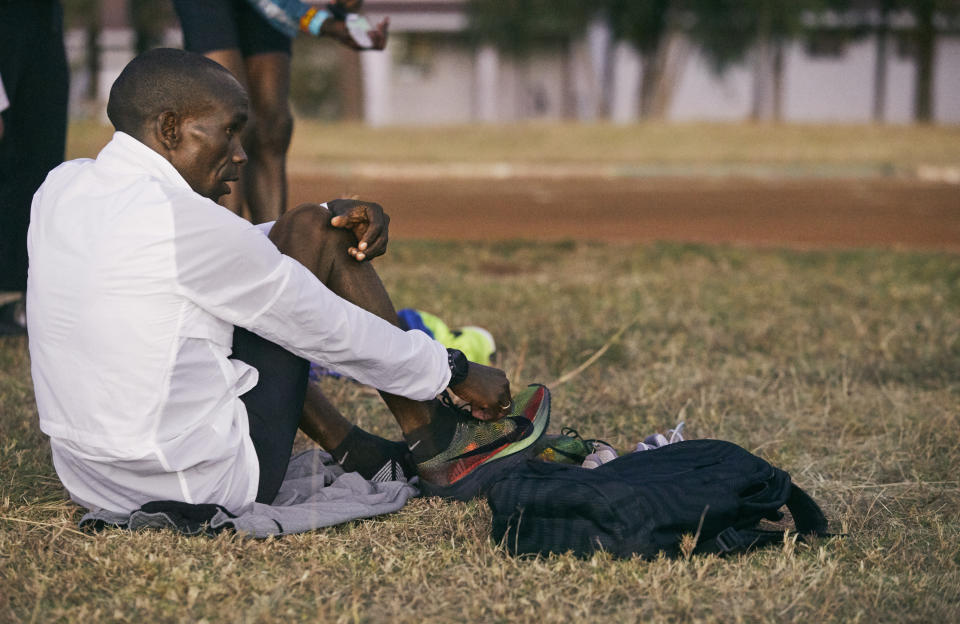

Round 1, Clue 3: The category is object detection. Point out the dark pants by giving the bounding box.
[0,0,69,292]
[172,0,293,57]
[231,327,310,504]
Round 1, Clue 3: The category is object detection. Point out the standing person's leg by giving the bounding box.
[241,52,293,224]
[0,0,68,296]
[174,0,293,223]
[234,0,295,224]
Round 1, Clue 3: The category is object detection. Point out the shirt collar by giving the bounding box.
[97,131,195,193]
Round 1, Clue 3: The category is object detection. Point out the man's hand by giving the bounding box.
[327,198,389,261]
[449,362,512,421]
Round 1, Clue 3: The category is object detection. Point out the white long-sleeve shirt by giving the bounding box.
[27,132,450,514]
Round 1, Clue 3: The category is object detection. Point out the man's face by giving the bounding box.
[170,89,249,202]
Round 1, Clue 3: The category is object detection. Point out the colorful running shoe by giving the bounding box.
[415,384,550,500]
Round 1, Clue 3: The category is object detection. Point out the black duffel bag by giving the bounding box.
[488,439,829,559]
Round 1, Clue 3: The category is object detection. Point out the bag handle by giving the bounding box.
[696,484,832,555]
[785,483,829,535]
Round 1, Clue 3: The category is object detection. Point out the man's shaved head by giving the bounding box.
[107,48,246,139]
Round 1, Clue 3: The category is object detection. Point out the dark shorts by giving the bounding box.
[231,327,310,504]
[172,0,292,57]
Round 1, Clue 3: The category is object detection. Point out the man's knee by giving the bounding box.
[270,203,353,272]
[271,203,332,246]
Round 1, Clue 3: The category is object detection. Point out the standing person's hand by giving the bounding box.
[449,363,513,421]
[327,198,389,261]
[321,15,389,50]
[314,1,388,51]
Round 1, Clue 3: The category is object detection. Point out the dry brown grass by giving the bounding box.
[2,241,958,622]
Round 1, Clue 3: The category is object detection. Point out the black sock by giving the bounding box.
[330,426,414,482]
[404,401,460,463]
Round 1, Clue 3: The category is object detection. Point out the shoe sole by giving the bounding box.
[418,384,550,501]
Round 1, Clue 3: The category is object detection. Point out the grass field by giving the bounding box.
[2,240,958,622]
[66,120,960,173]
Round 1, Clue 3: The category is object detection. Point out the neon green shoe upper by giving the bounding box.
[417,310,496,365]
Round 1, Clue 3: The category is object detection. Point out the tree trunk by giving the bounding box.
[771,38,784,122]
[599,23,616,119]
[751,0,774,121]
[913,0,936,122]
[85,23,100,101]
[638,55,658,118]
[649,32,689,119]
[129,0,167,55]
[560,37,577,120]
[638,31,672,119]
[873,0,891,122]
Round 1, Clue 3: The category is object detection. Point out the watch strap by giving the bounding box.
[447,348,469,387]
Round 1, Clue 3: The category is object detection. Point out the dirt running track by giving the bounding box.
[289,175,960,252]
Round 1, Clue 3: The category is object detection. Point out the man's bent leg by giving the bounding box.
[231,326,309,503]
[268,203,436,436]
[267,205,546,498]
[300,383,415,482]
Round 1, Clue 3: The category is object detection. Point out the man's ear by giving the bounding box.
[157,111,181,150]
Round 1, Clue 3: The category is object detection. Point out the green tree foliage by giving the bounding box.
[819,1,959,122]
[63,0,99,29]
[896,0,960,121]
[129,0,175,55]
[684,0,832,120]
[466,0,679,118]
[465,0,596,54]
[465,1,598,118]
[605,0,676,117]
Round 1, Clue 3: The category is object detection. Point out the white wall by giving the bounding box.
[785,39,875,122]
[388,35,476,125]
[65,22,960,125]
[935,37,960,123]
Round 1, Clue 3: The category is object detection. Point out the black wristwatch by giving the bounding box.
[447,348,469,387]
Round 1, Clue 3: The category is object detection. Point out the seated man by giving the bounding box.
[27,48,548,514]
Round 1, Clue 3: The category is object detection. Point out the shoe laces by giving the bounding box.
[438,390,472,418]
[557,426,613,452]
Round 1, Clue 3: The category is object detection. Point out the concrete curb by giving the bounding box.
[289,161,960,183]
